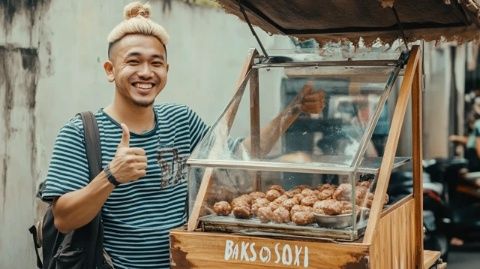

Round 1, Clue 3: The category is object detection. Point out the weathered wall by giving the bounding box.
[0,0,291,268]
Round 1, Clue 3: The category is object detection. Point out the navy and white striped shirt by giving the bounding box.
[42,104,208,268]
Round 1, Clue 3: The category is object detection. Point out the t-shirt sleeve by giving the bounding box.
[186,107,209,152]
[41,121,90,202]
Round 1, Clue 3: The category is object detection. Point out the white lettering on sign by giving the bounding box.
[223,240,309,268]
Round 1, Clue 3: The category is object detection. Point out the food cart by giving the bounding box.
[171,1,480,268]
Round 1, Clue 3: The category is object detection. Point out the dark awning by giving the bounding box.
[217,0,480,44]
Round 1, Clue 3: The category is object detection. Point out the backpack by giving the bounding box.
[29,111,113,269]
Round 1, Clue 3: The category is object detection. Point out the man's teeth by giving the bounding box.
[135,83,153,89]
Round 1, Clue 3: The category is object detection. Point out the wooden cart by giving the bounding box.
[171,45,442,268]
[169,1,480,267]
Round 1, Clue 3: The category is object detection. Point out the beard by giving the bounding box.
[132,98,155,107]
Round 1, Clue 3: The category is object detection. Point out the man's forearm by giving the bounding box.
[53,171,114,233]
[244,101,302,157]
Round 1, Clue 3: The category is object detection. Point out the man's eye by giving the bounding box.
[127,60,139,65]
[152,61,163,66]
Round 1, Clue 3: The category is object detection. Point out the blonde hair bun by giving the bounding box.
[124,2,151,20]
[108,1,169,46]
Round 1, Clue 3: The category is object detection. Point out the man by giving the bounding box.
[41,2,324,268]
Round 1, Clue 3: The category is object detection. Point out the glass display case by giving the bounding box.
[186,47,410,241]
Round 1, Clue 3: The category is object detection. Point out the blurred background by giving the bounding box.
[0,0,479,268]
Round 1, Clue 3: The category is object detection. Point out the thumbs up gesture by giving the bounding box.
[108,123,148,184]
[298,82,325,114]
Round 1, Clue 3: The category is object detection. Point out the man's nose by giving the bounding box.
[137,63,153,78]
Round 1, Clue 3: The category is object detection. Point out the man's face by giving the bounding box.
[104,34,169,108]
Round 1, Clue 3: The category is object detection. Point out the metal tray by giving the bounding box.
[199,214,367,241]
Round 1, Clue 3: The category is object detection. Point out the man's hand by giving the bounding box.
[298,82,325,114]
[108,123,147,183]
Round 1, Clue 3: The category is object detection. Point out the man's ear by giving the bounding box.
[166,63,169,72]
[103,60,115,82]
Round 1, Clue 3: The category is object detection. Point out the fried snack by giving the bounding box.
[282,198,299,210]
[272,207,290,223]
[257,206,274,223]
[249,191,266,199]
[213,201,232,216]
[269,184,285,194]
[290,204,314,217]
[233,206,251,219]
[251,198,270,216]
[317,188,334,200]
[301,195,318,207]
[292,211,315,226]
[266,189,281,201]
[333,183,352,201]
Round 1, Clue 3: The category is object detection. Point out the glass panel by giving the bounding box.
[188,167,368,240]
[189,63,400,172]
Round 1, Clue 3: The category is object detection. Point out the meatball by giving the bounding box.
[268,201,282,211]
[213,201,232,216]
[333,183,352,201]
[301,188,315,196]
[249,191,266,199]
[272,207,290,223]
[317,188,334,200]
[282,198,299,210]
[251,198,270,216]
[290,205,313,217]
[233,206,251,219]
[257,206,274,223]
[269,184,285,194]
[317,183,336,192]
[285,188,301,198]
[301,195,318,207]
[315,199,343,215]
[292,211,315,226]
[266,189,281,201]
[232,195,253,207]
[295,185,311,190]
[357,181,371,188]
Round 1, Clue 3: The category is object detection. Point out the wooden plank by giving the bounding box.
[363,46,420,244]
[187,49,258,231]
[423,250,440,269]
[412,45,424,269]
[381,194,413,217]
[370,199,416,269]
[249,68,262,190]
[170,230,369,269]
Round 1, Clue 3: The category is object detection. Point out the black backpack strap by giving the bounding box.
[78,111,106,268]
[78,111,102,178]
[29,225,43,268]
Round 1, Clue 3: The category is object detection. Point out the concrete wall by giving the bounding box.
[0,0,291,267]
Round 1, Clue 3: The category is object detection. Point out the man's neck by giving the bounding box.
[104,101,155,134]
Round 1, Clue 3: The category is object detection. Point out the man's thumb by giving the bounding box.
[119,123,130,147]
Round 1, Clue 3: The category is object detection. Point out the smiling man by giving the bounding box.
[41,2,324,268]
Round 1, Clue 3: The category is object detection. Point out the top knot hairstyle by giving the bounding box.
[107,1,169,57]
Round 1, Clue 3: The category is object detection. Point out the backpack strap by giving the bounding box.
[28,225,43,268]
[79,111,102,178]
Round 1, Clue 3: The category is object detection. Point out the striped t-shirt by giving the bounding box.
[42,104,208,268]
